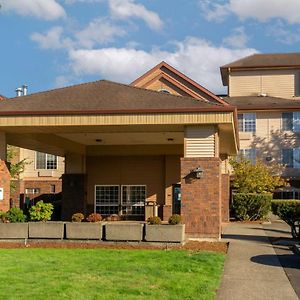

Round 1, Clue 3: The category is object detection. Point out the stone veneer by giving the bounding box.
[0,160,10,212]
[181,157,221,238]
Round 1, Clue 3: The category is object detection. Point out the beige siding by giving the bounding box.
[19,148,65,180]
[229,69,300,98]
[184,126,216,157]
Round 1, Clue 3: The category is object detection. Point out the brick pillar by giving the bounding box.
[221,174,230,223]
[181,157,221,238]
[62,174,86,221]
[0,160,10,212]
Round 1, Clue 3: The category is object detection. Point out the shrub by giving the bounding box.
[271,200,300,240]
[71,213,84,222]
[6,207,26,223]
[29,200,54,221]
[0,211,8,223]
[168,214,181,225]
[147,216,162,225]
[86,213,102,222]
[232,193,272,221]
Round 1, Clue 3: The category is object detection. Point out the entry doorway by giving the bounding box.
[95,185,146,219]
[172,184,181,215]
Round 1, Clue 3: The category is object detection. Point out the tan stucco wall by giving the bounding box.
[86,155,181,208]
[229,69,300,98]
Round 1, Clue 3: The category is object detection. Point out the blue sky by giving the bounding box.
[1,0,300,97]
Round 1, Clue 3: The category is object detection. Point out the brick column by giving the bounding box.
[62,174,86,220]
[181,157,221,238]
[221,174,230,223]
[0,160,10,212]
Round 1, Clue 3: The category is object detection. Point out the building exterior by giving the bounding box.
[0,79,238,238]
[220,53,300,191]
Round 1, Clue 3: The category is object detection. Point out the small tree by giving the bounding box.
[7,145,29,193]
[230,158,285,193]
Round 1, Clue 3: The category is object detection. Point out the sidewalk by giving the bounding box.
[217,222,299,300]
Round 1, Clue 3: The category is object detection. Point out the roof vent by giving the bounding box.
[15,87,22,97]
[15,84,28,97]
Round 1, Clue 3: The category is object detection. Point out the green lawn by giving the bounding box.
[0,248,225,300]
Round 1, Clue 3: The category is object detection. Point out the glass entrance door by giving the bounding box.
[172,184,181,215]
[95,185,119,215]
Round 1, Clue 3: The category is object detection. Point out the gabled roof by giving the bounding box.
[0,79,234,116]
[0,94,6,101]
[221,52,300,86]
[225,96,300,111]
[131,61,228,105]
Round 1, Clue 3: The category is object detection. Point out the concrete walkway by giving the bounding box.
[217,222,299,300]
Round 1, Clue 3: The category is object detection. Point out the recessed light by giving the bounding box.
[95,139,102,142]
[167,138,174,142]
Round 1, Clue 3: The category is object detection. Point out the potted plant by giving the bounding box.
[65,213,103,240]
[28,200,64,239]
[145,215,185,243]
[0,208,28,239]
[104,214,143,241]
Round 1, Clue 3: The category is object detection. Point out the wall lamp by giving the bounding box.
[191,166,204,179]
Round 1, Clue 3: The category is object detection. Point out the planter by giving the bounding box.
[66,222,103,240]
[145,224,185,243]
[28,222,64,239]
[105,223,143,241]
[0,223,28,239]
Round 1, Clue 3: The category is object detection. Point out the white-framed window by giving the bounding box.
[35,152,58,170]
[282,148,300,168]
[238,113,256,132]
[25,188,40,194]
[238,148,256,165]
[94,185,146,217]
[282,112,300,132]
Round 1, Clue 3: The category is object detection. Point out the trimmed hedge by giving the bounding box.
[232,193,272,221]
[271,200,300,240]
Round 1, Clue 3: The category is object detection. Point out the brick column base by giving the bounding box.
[62,174,86,221]
[181,157,221,238]
[221,174,230,223]
[163,205,172,221]
[0,160,10,212]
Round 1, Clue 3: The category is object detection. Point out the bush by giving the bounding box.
[29,200,54,221]
[71,213,84,222]
[6,207,26,223]
[86,213,102,222]
[271,200,300,240]
[0,211,8,223]
[232,193,272,221]
[168,214,181,225]
[147,216,162,225]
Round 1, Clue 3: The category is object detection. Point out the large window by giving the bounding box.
[238,113,256,132]
[282,148,300,168]
[238,149,256,165]
[282,112,300,132]
[36,152,58,170]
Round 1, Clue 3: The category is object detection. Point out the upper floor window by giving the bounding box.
[282,112,300,132]
[238,113,256,132]
[36,152,57,170]
[282,148,300,168]
[238,148,256,165]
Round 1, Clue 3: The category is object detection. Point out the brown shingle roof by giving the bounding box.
[220,52,300,85]
[0,80,233,116]
[224,96,300,111]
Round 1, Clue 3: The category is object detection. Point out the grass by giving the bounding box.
[0,248,225,300]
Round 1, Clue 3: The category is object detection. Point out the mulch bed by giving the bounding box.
[0,240,228,253]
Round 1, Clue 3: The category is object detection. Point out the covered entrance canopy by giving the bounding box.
[0,80,238,237]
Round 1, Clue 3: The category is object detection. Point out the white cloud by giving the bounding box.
[75,18,126,48]
[267,22,300,45]
[222,27,248,48]
[31,27,73,49]
[108,0,163,30]
[1,0,66,20]
[201,0,300,24]
[68,37,257,93]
